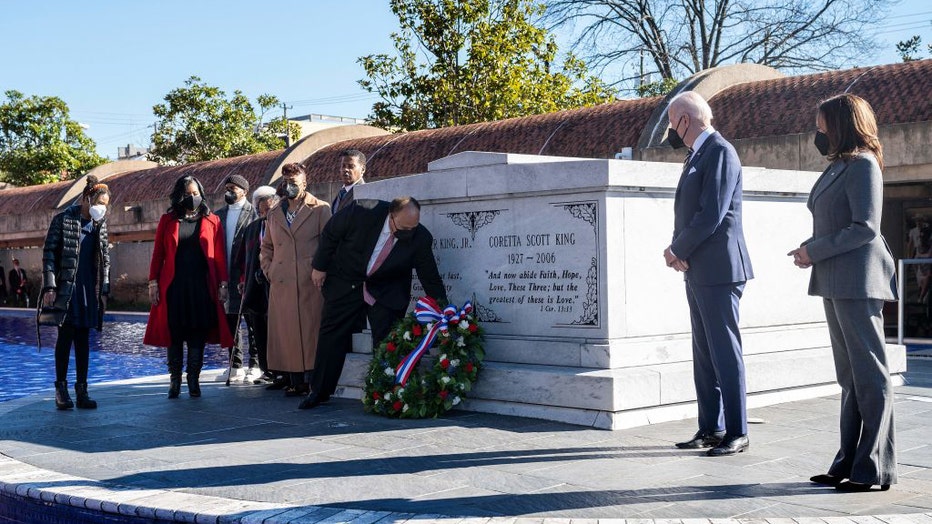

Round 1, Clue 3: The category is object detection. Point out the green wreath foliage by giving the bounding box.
[362,307,485,418]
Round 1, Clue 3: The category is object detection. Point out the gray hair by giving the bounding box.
[669,91,713,125]
[251,185,279,209]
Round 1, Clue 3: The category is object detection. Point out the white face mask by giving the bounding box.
[89,204,107,222]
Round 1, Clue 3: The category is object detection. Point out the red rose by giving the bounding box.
[392,401,403,411]
[465,362,474,372]
[386,342,396,352]
[412,324,423,336]
[468,324,478,333]
[440,358,450,369]
[372,391,381,400]
[439,390,449,399]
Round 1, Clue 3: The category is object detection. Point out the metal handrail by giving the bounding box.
[898,258,932,345]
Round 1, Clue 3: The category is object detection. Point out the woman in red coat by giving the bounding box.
[144,175,233,399]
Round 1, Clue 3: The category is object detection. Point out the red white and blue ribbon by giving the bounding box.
[394,297,474,386]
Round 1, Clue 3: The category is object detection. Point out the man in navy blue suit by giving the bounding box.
[663,91,754,457]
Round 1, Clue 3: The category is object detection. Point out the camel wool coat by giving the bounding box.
[260,193,330,373]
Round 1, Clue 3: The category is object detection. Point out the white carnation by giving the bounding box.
[456,337,466,347]
[384,367,394,376]
[460,320,469,330]
[450,359,460,367]
[384,392,392,401]
[403,331,412,341]
[440,376,452,384]
[452,396,461,406]
[402,404,410,412]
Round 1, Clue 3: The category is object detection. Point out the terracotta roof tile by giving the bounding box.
[711,59,932,140]
[304,97,661,183]
[0,181,71,215]
[104,150,285,206]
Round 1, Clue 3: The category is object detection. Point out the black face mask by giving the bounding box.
[182,195,202,212]
[279,182,300,200]
[814,131,830,156]
[393,228,415,242]
[224,190,237,205]
[667,116,688,150]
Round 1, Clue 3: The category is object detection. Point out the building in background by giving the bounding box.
[117,144,150,161]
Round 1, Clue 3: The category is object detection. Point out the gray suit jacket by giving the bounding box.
[805,153,896,300]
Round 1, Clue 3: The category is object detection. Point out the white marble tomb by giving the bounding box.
[333,151,906,430]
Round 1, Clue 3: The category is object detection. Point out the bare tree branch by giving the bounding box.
[544,0,893,93]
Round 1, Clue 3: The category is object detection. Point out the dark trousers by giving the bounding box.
[245,312,268,372]
[226,313,259,369]
[55,324,91,383]
[685,280,748,437]
[167,327,207,377]
[310,292,404,398]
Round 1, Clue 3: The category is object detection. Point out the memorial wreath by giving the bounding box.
[363,297,485,418]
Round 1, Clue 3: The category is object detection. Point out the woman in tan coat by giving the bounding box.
[260,163,330,396]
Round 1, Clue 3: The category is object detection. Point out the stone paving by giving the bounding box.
[1,358,931,523]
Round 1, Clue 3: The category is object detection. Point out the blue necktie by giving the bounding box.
[333,187,347,215]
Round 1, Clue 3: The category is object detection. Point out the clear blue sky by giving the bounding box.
[1,0,929,160]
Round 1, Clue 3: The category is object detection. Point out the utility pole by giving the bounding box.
[281,103,293,147]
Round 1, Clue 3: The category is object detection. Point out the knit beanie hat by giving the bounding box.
[225,174,249,192]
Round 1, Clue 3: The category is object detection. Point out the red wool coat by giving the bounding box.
[143,213,234,348]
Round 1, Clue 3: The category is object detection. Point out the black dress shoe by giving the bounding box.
[298,392,329,410]
[707,434,749,456]
[675,430,726,449]
[810,474,844,486]
[835,481,890,492]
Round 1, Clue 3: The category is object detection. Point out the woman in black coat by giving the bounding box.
[41,175,111,410]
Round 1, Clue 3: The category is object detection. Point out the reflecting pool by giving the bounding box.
[0,312,229,403]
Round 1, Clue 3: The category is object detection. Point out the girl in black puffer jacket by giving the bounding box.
[41,175,111,410]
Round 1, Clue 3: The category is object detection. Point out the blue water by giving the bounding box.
[0,312,229,403]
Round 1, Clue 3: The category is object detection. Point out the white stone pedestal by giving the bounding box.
[334,151,905,429]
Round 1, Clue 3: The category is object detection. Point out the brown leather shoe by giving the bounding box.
[675,430,726,449]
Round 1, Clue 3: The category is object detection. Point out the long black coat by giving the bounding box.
[41,205,111,330]
[234,216,269,316]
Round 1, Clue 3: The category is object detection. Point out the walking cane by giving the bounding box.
[225,289,246,387]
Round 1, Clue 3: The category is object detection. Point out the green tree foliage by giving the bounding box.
[358,0,617,131]
[897,35,930,62]
[149,76,301,165]
[636,77,678,98]
[0,90,105,186]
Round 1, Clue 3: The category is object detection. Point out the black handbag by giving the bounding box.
[37,306,67,327]
[35,292,68,352]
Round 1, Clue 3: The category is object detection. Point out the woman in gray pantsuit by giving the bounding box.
[788,94,897,492]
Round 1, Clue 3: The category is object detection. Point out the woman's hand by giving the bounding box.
[148,282,159,306]
[787,246,813,268]
[218,283,229,303]
[42,289,57,308]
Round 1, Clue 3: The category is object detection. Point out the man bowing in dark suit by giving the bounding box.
[663,91,754,457]
[302,196,448,409]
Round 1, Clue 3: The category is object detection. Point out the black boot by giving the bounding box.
[74,382,97,409]
[168,375,182,399]
[187,345,204,398]
[54,381,74,410]
[167,344,183,399]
